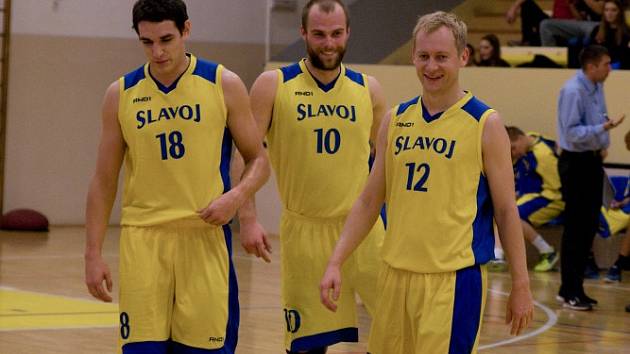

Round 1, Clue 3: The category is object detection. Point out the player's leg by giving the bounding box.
[118,226,175,354]
[367,264,411,354]
[171,222,238,353]
[416,265,487,354]
[517,194,561,272]
[281,212,358,353]
[352,217,385,316]
[488,228,507,272]
[605,213,630,282]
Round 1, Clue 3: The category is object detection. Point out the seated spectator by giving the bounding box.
[506,0,577,46]
[540,0,604,46]
[478,34,511,67]
[568,0,630,67]
[490,127,563,272]
[590,0,630,69]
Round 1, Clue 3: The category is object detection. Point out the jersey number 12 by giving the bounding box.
[405,162,430,192]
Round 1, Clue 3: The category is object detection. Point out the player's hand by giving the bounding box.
[239,220,272,263]
[320,264,342,312]
[85,254,113,302]
[198,192,239,225]
[505,283,534,336]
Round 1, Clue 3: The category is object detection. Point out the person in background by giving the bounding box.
[590,0,630,69]
[478,34,511,67]
[466,43,478,66]
[491,127,563,273]
[556,44,625,311]
[540,0,604,46]
[604,129,630,283]
[506,0,577,46]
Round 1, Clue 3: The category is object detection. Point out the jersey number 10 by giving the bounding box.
[313,128,341,154]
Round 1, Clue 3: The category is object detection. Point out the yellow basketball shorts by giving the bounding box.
[280,210,385,352]
[599,206,630,237]
[118,219,238,354]
[517,193,564,227]
[368,263,488,354]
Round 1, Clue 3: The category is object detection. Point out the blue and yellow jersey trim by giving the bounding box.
[118,54,231,226]
[267,59,374,218]
[383,92,495,273]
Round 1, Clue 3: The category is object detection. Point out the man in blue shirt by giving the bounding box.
[556,44,625,311]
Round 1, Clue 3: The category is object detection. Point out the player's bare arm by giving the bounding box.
[367,75,386,154]
[85,81,125,303]
[482,112,534,335]
[230,150,272,263]
[229,70,279,262]
[320,110,391,312]
[198,69,270,226]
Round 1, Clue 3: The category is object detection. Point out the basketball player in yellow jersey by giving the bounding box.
[235,1,386,352]
[321,11,534,354]
[84,1,269,353]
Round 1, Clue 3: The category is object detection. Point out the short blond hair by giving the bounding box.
[412,11,467,54]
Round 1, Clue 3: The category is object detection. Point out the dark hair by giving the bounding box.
[466,43,476,65]
[301,0,350,30]
[506,126,525,141]
[595,0,630,46]
[132,0,189,34]
[481,34,502,62]
[579,45,610,69]
[466,43,475,56]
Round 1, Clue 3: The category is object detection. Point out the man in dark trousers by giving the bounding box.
[556,44,624,311]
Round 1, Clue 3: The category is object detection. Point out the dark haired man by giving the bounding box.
[85,0,269,352]
[556,44,624,311]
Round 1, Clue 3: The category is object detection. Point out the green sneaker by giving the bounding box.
[534,251,559,272]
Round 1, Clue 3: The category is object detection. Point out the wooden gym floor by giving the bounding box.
[1,226,629,353]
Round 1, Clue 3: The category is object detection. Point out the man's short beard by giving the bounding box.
[307,45,346,71]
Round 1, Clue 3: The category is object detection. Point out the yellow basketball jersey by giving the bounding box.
[118,54,230,226]
[514,132,562,201]
[383,92,495,273]
[267,60,374,217]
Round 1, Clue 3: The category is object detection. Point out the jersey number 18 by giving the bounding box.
[156,130,185,160]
